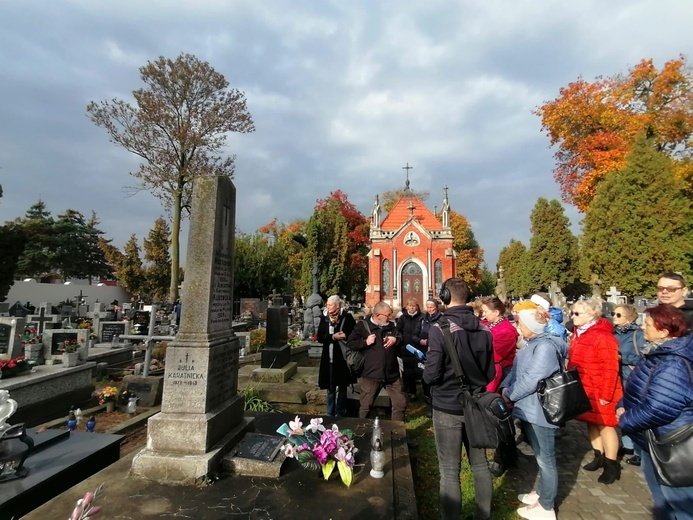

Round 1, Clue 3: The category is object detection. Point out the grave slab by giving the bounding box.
[121,374,164,407]
[251,362,298,383]
[0,363,95,426]
[24,414,417,520]
[0,430,122,520]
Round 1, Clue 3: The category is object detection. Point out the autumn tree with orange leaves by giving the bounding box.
[536,56,693,210]
[300,191,369,300]
[446,210,484,290]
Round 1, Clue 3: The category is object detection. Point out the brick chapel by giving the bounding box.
[365,178,456,310]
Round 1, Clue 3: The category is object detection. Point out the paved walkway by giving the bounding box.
[507,420,653,519]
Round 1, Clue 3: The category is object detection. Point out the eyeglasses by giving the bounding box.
[570,312,581,316]
[611,312,623,318]
[657,286,683,293]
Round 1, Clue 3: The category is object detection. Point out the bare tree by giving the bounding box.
[87,53,255,301]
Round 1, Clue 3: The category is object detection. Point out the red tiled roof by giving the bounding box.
[380,195,442,230]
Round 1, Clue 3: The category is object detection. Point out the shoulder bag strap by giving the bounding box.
[632,332,641,357]
[437,319,471,392]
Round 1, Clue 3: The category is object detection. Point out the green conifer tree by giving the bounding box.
[580,135,693,295]
[527,198,579,291]
[143,217,172,302]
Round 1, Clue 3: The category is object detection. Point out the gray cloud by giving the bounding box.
[1,0,690,278]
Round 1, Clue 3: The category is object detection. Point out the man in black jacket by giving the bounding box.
[347,301,407,421]
[424,278,494,520]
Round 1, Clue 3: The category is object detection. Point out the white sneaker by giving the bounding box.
[518,491,539,505]
[517,501,556,520]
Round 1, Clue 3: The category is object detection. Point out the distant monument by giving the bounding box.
[303,262,323,339]
[495,266,508,303]
[590,274,603,301]
[131,175,247,484]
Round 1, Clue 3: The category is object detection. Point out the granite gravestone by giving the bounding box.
[261,299,290,369]
[0,303,9,317]
[1,318,26,360]
[100,322,128,343]
[132,175,247,484]
[131,311,151,335]
[0,321,15,358]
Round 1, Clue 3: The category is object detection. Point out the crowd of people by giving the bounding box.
[316,272,693,520]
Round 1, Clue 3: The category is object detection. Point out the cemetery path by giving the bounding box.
[507,419,653,519]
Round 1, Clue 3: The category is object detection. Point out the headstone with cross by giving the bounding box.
[132,175,245,484]
[606,286,623,304]
[26,303,60,335]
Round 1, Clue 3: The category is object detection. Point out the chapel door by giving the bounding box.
[400,262,423,310]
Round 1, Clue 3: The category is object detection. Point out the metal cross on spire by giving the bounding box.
[402,163,413,192]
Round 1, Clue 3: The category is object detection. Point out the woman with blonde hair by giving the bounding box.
[568,298,623,484]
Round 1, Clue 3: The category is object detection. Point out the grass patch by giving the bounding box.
[405,396,520,519]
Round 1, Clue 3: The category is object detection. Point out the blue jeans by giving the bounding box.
[432,409,492,520]
[326,385,347,417]
[522,421,558,510]
[641,450,693,519]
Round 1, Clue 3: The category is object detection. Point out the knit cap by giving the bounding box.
[513,301,547,335]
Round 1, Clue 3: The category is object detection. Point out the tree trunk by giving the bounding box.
[169,192,181,303]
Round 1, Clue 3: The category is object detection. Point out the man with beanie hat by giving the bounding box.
[424,278,495,520]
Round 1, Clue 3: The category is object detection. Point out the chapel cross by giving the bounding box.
[407,201,416,218]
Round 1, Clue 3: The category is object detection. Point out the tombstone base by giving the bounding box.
[131,415,253,485]
[251,362,298,383]
[146,394,245,455]
[260,344,291,369]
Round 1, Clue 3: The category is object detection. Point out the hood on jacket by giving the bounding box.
[442,305,486,331]
[549,306,564,323]
[647,333,693,364]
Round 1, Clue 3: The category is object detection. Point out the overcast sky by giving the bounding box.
[1,1,691,273]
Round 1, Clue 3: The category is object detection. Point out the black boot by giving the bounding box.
[598,458,622,484]
[583,449,604,471]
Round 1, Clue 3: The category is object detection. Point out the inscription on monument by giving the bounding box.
[210,251,232,332]
[0,324,11,355]
[167,352,206,387]
[207,346,235,410]
[235,433,284,462]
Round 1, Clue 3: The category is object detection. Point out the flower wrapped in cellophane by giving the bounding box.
[277,416,358,487]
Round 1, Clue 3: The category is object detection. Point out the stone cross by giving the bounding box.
[27,304,59,334]
[606,286,621,304]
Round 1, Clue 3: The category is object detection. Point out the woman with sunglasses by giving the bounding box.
[611,304,645,466]
[568,298,623,484]
[617,304,693,519]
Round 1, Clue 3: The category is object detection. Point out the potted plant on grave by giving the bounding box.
[18,326,43,364]
[95,386,120,413]
[60,339,81,368]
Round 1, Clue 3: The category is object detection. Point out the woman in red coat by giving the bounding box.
[568,298,623,485]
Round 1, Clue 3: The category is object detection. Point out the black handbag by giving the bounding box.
[644,357,693,487]
[537,349,591,425]
[645,423,693,487]
[438,320,514,449]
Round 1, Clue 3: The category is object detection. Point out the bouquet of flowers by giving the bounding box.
[95,386,120,404]
[277,416,358,487]
[0,355,31,378]
[61,338,82,353]
[18,326,41,347]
